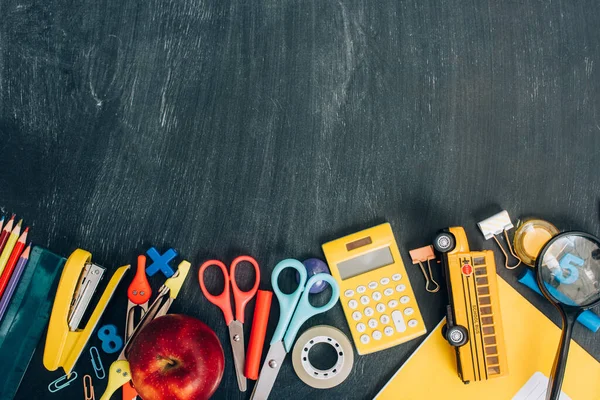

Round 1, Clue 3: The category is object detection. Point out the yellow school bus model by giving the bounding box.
[433,226,508,384]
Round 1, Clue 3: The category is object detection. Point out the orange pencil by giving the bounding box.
[0,215,15,255]
[0,227,28,300]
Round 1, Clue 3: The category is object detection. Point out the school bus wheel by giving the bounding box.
[434,232,456,253]
[445,325,468,347]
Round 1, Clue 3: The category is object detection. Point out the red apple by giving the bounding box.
[128,314,225,400]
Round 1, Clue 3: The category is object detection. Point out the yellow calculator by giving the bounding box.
[322,223,426,355]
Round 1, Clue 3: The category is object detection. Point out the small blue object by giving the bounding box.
[97,324,123,354]
[146,247,177,278]
[518,268,600,332]
[296,258,330,294]
[556,253,582,285]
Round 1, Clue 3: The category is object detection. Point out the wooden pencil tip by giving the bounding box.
[23,227,29,233]
[16,219,23,227]
[21,245,31,258]
[9,214,15,220]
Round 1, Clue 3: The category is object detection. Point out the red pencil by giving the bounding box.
[0,215,15,255]
[0,227,28,300]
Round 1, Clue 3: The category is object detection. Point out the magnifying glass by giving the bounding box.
[536,232,600,400]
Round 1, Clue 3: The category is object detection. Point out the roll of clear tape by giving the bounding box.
[292,325,353,389]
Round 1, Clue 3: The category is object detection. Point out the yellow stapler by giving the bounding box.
[43,249,129,375]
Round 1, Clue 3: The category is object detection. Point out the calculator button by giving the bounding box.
[368,318,378,329]
[360,334,370,344]
[384,326,394,336]
[380,277,390,285]
[372,330,382,340]
[384,288,394,296]
[391,310,407,333]
[368,281,378,290]
[404,307,414,316]
[364,307,374,317]
[400,296,410,304]
[376,303,386,313]
[344,289,355,298]
[360,296,370,305]
[408,319,418,328]
[352,311,362,321]
[348,299,358,309]
[357,285,366,294]
[392,273,402,281]
[372,291,382,301]
[356,323,366,333]
[388,299,399,308]
[380,314,390,324]
[396,284,406,292]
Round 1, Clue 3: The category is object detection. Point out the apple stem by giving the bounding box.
[157,355,180,371]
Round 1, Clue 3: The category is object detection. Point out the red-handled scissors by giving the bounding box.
[198,256,260,392]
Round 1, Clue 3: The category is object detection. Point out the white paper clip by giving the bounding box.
[478,210,522,269]
[90,346,106,379]
[48,371,78,393]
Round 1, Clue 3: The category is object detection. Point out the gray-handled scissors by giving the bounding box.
[250,258,340,400]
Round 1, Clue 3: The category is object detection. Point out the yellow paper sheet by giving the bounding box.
[375,278,600,400]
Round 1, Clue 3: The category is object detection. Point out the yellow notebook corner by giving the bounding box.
[375,277,600,400]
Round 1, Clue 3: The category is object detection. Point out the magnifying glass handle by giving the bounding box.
[546,312,577,400]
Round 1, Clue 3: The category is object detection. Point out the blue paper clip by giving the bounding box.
[89,346,106,379]
[48,371,78,393]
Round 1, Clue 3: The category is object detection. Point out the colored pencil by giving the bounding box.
[0,216,5,233]
[0,215,15,256]
[0,227,28,300]
[0,219,21,275]
[0,244,30,322]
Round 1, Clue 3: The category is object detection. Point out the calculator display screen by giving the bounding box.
[338,247,394,280]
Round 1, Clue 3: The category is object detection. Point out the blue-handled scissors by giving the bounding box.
[250,259,340,400]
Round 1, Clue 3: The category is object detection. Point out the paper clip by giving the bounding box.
[90,346,106,379]
[409,245,440,293]
[84,375,95,400]
[48,371,78,393]
[478,210,522,269]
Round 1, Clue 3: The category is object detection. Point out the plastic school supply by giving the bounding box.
[146,247,177,277]
[535,232,600,400]
[126,255,151,341]
[434,227,508,383]
[478,210,522,269]
[322,223,426,355]
[297,258,330,294]
[374,277,600,400]
[97,324,123,354]
[250,259,339,400]
[517,268,600,332]
[198,256,260,392]
[513,219,559,267]
[43,249,129,375]
[122,255,151,400]
[409,245,440,293]
[0,246,64,399]
[292,325,353,389]
[245,290,273,380]
[99,260,191,400]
